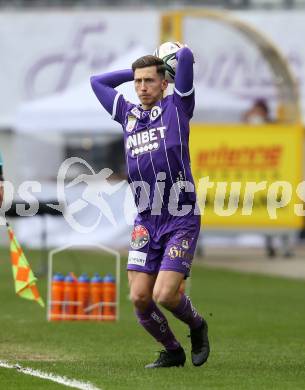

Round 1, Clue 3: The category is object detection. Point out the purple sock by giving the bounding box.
[136,301,180,351]
[171,294,203,330]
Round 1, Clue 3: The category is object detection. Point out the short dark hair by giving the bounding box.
[132,55,166,78]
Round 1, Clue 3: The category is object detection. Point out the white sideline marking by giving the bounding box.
[0,360,101,390]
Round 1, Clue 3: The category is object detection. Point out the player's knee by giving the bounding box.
[153,288,174,308]
[130,291,151,311]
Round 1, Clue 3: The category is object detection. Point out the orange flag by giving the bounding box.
[7,223,44,307]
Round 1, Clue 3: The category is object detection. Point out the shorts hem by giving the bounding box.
[126,266,157,275]
[159,267,190,277]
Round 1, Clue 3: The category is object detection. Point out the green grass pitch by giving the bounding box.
[0,247,304,389]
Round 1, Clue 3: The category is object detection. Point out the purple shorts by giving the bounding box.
[127,210,201,277]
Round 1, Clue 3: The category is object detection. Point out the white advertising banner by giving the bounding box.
[235,11,305,119]
[0,10,158,127]
[1,10,305,127]
[184,15,276,121]
[184,10,305,121]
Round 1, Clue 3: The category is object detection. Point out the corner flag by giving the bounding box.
[7,223,45,307]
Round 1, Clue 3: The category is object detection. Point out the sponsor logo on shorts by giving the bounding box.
[167,245,192,261]
[128,250,147,266]
[182,261,191,269]
[130,225,149,249]
[181,239,190,250]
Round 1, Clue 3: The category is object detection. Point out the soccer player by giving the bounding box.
[91,45,210,368]
[0,153,4,207]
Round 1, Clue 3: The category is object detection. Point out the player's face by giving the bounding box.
[134,66,168,110]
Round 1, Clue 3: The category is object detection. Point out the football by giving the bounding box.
[153,41,183,83]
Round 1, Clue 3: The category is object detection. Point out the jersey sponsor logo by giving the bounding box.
[126,115,137,132]
[131,107,142,119]
[130,225,149,249]
[126,126,166,157]
[150,106,162,122]
[128,250,147,266]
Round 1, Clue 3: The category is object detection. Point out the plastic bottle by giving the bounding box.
[50,273,65,321]
[102,274,116,320]
[63,273,77,320]
[90,273,103,320]
[76,273,90,320]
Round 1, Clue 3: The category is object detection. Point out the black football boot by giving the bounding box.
[190,319,210,366]
[145,346,186,368]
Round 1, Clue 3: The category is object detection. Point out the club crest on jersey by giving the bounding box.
[130,225,149,250]
[131,107,141,119]
[126,126,166,157]
[126,115,137,132]
[150,106,162,122]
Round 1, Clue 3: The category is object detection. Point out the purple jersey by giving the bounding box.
[91,47,197,214]
[91,48,200,276]
[113,89,196,212]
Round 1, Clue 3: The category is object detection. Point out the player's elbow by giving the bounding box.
[90,75,99,90]
[90,74,111,92]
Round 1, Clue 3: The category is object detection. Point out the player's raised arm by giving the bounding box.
[173,47,195,118]
[90,69,133,123]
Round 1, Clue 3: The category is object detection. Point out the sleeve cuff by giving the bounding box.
[112,92,122,119]
[174,86,194,97]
